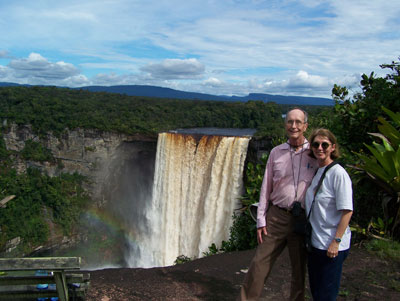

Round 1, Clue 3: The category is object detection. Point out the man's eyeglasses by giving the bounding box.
[286,120,304,126]
[311,142,331,150]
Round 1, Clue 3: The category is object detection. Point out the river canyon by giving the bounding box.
[2,125,258,268]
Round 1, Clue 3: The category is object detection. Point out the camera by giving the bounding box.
[291,201,303,217]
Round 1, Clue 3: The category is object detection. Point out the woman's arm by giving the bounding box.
[326,210,353,258]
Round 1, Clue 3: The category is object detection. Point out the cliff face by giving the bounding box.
[2,123,157,204]
[1,124,157,261]
[1,124,265,266]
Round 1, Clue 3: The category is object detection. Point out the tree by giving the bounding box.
[331,58,400,157]
[330,57,400,236]
[356,107,400,236]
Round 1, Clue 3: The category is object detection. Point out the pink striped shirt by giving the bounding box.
[257,140,318,228]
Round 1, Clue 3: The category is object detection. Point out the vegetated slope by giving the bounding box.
[0,85,331,138]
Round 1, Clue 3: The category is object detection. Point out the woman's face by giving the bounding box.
[311,135,336,164]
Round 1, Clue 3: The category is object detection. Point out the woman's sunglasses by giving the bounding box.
[311,142,331,150]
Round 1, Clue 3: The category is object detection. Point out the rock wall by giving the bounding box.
[2,123,157,204]
[1,124,158,260]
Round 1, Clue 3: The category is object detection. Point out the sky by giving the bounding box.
[0,0,399,99]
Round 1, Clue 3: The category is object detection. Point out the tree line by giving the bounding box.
[0,86,328,139]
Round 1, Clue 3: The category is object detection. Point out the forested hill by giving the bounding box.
[0,85,331,138]
[76,85,334,106]
[0,82,334,106]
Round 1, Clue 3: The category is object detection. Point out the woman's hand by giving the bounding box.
[327,240,339,258]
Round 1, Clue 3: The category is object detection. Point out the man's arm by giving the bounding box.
[257,153,274,243]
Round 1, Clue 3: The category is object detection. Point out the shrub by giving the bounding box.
[21,140,54,162]
[174,255,192,265]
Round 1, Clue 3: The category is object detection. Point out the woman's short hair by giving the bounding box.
[308,128,340,159]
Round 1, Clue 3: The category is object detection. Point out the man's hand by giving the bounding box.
[257,226,267,244]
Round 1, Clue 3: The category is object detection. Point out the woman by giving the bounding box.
[305,129,353,301]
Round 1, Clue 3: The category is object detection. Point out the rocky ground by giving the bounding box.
[85,244,400,300]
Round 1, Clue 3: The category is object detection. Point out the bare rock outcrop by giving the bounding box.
[2,124,157,204]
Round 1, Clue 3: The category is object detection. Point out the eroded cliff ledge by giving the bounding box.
[2,123,157,204]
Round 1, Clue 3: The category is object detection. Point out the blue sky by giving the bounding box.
[0,0,398,99]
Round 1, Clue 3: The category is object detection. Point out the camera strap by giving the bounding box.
[289,143,304,203]
[306,161,338,221]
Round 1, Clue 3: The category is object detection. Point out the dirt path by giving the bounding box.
[86,245,400,300]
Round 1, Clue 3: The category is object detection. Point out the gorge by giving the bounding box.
[2,125,256,268]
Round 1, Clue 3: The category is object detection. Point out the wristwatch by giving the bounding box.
[334,237,341,243]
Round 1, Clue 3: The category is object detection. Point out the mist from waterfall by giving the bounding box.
[127,132,250,267]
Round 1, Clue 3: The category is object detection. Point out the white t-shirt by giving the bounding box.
[305,163,353,251]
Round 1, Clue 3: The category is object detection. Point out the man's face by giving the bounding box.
[285,109,308,141]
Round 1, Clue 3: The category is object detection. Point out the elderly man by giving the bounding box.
[240,108,318,301]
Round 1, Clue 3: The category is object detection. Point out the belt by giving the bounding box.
[274,204,291,213]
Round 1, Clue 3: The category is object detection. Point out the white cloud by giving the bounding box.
[238,71,336,96]
[333,73,360,88]
[91,73,135,86]
[286,71,327,88]
[203,77,223,87]
[9,53,79,80]
[60,74,90,87]
[0,1,398,97]
[140,58,205,80]
[0,65,9,79]
[0,53,88,86]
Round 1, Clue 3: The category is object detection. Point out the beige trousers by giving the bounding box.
[239,204,307,301]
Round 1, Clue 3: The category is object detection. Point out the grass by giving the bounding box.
[364,238,400,262]
[338,289,349,297]
[360,238,400,294]
[390,279,400,292]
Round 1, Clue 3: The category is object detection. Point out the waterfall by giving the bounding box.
[128,132,250,267]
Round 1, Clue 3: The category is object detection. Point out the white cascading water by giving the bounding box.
[130,132,250,267]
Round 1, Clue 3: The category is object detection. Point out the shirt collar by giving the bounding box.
[285,138,310,152]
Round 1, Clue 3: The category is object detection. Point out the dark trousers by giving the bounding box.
[239,204,307,301]
[307,247,349,301]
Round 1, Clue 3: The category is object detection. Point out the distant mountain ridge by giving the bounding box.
[0,82,333,106]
